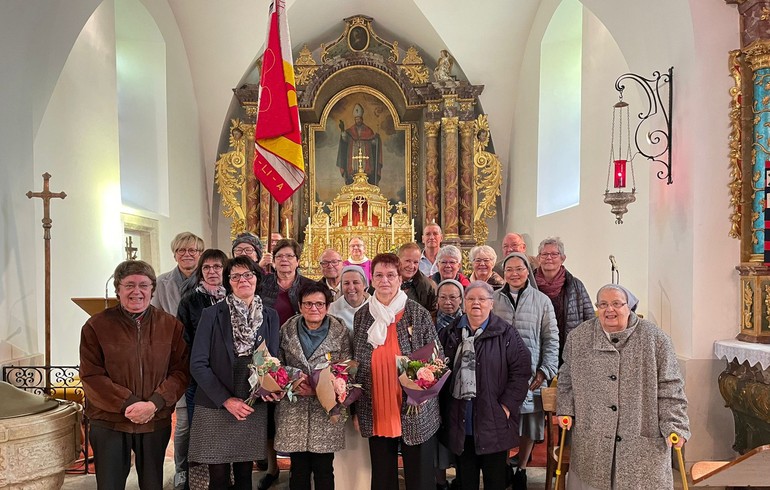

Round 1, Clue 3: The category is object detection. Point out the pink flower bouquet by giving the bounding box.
[310,358,362,423]
[396,341,450,412]
[246,341,302,405]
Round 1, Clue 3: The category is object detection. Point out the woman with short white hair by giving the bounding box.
[468,245,504,289]
[431,245,470,287]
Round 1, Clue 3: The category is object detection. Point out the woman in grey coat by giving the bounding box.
[274,282,352,490]
[557,284,689,490]
[492,252,558,489]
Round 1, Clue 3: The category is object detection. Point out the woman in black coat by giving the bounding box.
[188,255,280,490]
[438,281,531,490]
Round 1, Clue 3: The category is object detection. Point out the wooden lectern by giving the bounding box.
[71,297,118,316]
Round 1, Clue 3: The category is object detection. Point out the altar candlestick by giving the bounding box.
[285,218,290,239]
[411,219,415,242]
[391,216,395,244]
[326,219,330,244]
[308,216,312,245]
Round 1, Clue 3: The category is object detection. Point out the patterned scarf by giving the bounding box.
[451,317,485,400]
[226,294,264,356]
[436,308,462,331]
[196,283,226,302]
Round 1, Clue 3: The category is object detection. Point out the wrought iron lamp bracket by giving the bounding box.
[614,66,673,185]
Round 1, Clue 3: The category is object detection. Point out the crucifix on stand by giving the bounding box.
[27,172,66,385]
[353,146,369,175]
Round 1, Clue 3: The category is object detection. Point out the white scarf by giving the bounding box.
[347,255,370,265]
[366,290,408,348]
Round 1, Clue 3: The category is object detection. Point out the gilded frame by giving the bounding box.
[306,85,413,216]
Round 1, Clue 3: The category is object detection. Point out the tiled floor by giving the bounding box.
[62,460,550,489]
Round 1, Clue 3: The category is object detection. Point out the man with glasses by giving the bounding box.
[343,236,372,281]
[317,248,343,300]
[151,232,204,490]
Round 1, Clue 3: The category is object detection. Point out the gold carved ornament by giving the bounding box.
[728,49,742,239]
[294,44,319,86]
[215,119,253,240]
[743,281,754,331]
[765,284,770,325]
[400,46,429,85]
[472,114,502,245]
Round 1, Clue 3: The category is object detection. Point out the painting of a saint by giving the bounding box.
[311,90,408,206]
[336,103,382,185]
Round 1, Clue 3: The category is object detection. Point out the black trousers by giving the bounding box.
[289,451,334,490]
[208,461,253,490]
[89,424,171,490]
[368,435,437,490]
[455,436,507,490]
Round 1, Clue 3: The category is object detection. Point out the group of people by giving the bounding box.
[80,226,689,490]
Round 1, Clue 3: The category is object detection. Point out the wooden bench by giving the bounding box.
[691,444,770,488]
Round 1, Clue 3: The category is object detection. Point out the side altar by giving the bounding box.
[215,15,503,277]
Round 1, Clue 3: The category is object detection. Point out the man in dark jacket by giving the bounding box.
[438,281,531,490]
[398,242,437,314]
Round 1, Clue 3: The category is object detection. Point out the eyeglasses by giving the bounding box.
[439,260,459,266]
[202,264,223,272]
[320,260,342,267]
[539,252,561,259]
[229,272,256,282]
[120,282,153,291]
[176,248,201,256]
[504,267,527,274]
[233,247,256,256]
[473,258,493,264]
[373,272,399,281]
[596,301,627,310]
[438,294,461,302]
[274,253,296,261]
[465,297,493,304]
[301,301,327,310]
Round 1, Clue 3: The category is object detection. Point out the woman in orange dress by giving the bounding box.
[352,253,441,490]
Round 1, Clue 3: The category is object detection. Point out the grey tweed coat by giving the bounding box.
[274,314,352,453]
[352,299,441,446]
[557,314,690,489]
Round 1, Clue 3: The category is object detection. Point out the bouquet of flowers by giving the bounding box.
[310,358,363,423]
[246,341,303,405]
[396,341,451,413]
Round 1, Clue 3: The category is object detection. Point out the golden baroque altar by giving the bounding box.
[216,15,502,279]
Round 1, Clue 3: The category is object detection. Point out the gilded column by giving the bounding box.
[259,188,271,241]
[458,120,475,239]
[246,172,259,233]
[744,40,770,258]
[280,199,293,240]
[442,116,460,239]
[424,120,441,224]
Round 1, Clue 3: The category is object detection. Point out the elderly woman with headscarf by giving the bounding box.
[431,245,470,288]
[353,253,441,490]
[435,279,464,332]
[188,256,281,489]
[468,245,504,289]
[439,281,531,490]
[274,282,352,490]
[534,237,594,365]
[492,252,559,489]
[328,265,371,332]
[557,284,689,490]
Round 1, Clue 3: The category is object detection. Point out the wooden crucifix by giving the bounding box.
[27,172,66,375]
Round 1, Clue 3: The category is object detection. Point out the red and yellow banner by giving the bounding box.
[254,0,304,204]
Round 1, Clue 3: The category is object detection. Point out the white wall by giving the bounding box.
[21,0,211,365]
[511,1,649,307]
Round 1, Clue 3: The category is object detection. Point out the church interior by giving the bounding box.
[2,0,768,487]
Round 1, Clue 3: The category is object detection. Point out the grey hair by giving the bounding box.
[538,236,566,256]
[436,244,462,262]
[596,284,628,302]
[465,280,494,298]
[340,265,369,289]
[469,245,497,264]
